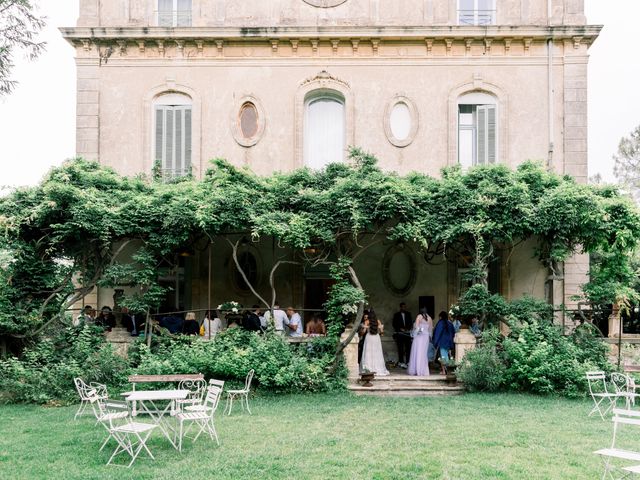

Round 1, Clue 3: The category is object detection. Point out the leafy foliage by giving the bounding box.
[0,325,129,404]
[614,124,640,203]
[0,0,46,95]
[458,301,611,397]
[1,151,639,365]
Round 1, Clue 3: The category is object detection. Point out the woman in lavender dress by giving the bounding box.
[407,308,432,376]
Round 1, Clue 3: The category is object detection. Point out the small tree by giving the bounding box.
[0,0,46,95]
[614,125,640,203]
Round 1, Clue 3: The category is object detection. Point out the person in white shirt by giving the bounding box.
[263,302,288,334]
[202,311,221,339]
[73,305,94,327]
[285,307,303,337]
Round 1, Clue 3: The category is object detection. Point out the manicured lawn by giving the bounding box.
[0,392,622,479]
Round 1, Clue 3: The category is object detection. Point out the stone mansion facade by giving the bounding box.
[62,1,600,348]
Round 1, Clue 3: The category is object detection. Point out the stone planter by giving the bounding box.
[445,365,457,385]
[359,372,376,387]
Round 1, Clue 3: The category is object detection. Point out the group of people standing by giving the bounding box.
[168,303,327,339]
[358,302,458,377]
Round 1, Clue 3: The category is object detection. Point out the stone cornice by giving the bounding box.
[60,24,602,44]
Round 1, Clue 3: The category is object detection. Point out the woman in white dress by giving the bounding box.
[360,312,390,376]
[202,311,221,339]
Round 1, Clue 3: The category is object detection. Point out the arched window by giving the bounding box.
[457,91,497,168]
[303,91,345,169]
[158,0,192,27]
[154,93,192,179]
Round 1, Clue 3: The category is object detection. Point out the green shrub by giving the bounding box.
[458,305,612,397]
[0,325,346,404]
[457,329,506,392]
[0,325,130,404]
[130,329,346,393]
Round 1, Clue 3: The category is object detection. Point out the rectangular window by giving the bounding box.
[458,0,496,26]
[155,105,192,179]
[158,0,192,27]
[458,104,496,166]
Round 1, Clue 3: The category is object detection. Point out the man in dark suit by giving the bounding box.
[392,302,413,368]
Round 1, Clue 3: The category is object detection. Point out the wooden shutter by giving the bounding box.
[175,108,183,172]
[158,0,172,26]
[184,107,192,169]
[177,0,191,26]
[477,106,487,165]
[487,105,497,163]
[165,109,174,170]
[155,107,165,165]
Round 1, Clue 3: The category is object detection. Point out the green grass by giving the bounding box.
[0,392,624,479]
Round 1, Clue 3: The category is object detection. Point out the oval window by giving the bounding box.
[240,102,259,139]
[390,102,411,141]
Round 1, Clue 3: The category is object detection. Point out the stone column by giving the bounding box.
[608,304,621,339]
[340,328,360,380]
[454,329,477,363]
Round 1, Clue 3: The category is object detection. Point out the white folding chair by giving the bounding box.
[587,371,619,420]
[73,377,107,420]
[176,378,207,412]
[225,369,254,415]
[176,380,224,452]
[88,393,130,451]
[92,394,157,468]
[594,408,640,479]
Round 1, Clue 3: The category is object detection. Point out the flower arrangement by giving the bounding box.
[449,304,461,318]
[217,301,242,314]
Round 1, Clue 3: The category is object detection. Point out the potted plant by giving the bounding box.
[444,360,458,385]
[359,368,376,387]
[217,301,243,326]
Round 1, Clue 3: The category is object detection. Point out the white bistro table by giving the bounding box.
[126,389,189,449]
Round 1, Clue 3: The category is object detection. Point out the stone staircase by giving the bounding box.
[348,372,465,397]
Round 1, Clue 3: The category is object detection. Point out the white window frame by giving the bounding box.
[154,94,192,180]
[457,92,498,167]
[303,90,346,169]
[457,0,496,26]
[157,0,192,27]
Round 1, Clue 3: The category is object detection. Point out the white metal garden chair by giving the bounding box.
[91,393,157,468]
[183,379,225,413]
[73,377,108,420]
[176,378,207,412]
[611,373,638,410]
[88,392,130,451]
[176,380,224,452]
[587,371,620,420]
[225,369,254,415]
[594,408,640,479]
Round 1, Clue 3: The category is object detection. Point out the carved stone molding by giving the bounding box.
[301,70,350,89]
[384,94,419,148]
[303,0,348,7]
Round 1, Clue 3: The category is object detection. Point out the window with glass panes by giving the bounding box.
[458,0,496,25]
[458,103,497,168]
[158,0,192,27]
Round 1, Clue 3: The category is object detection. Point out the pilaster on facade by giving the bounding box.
[76,58,100,162]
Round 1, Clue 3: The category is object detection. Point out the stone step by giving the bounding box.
[348,383,465,397]
[348,372,464,397]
